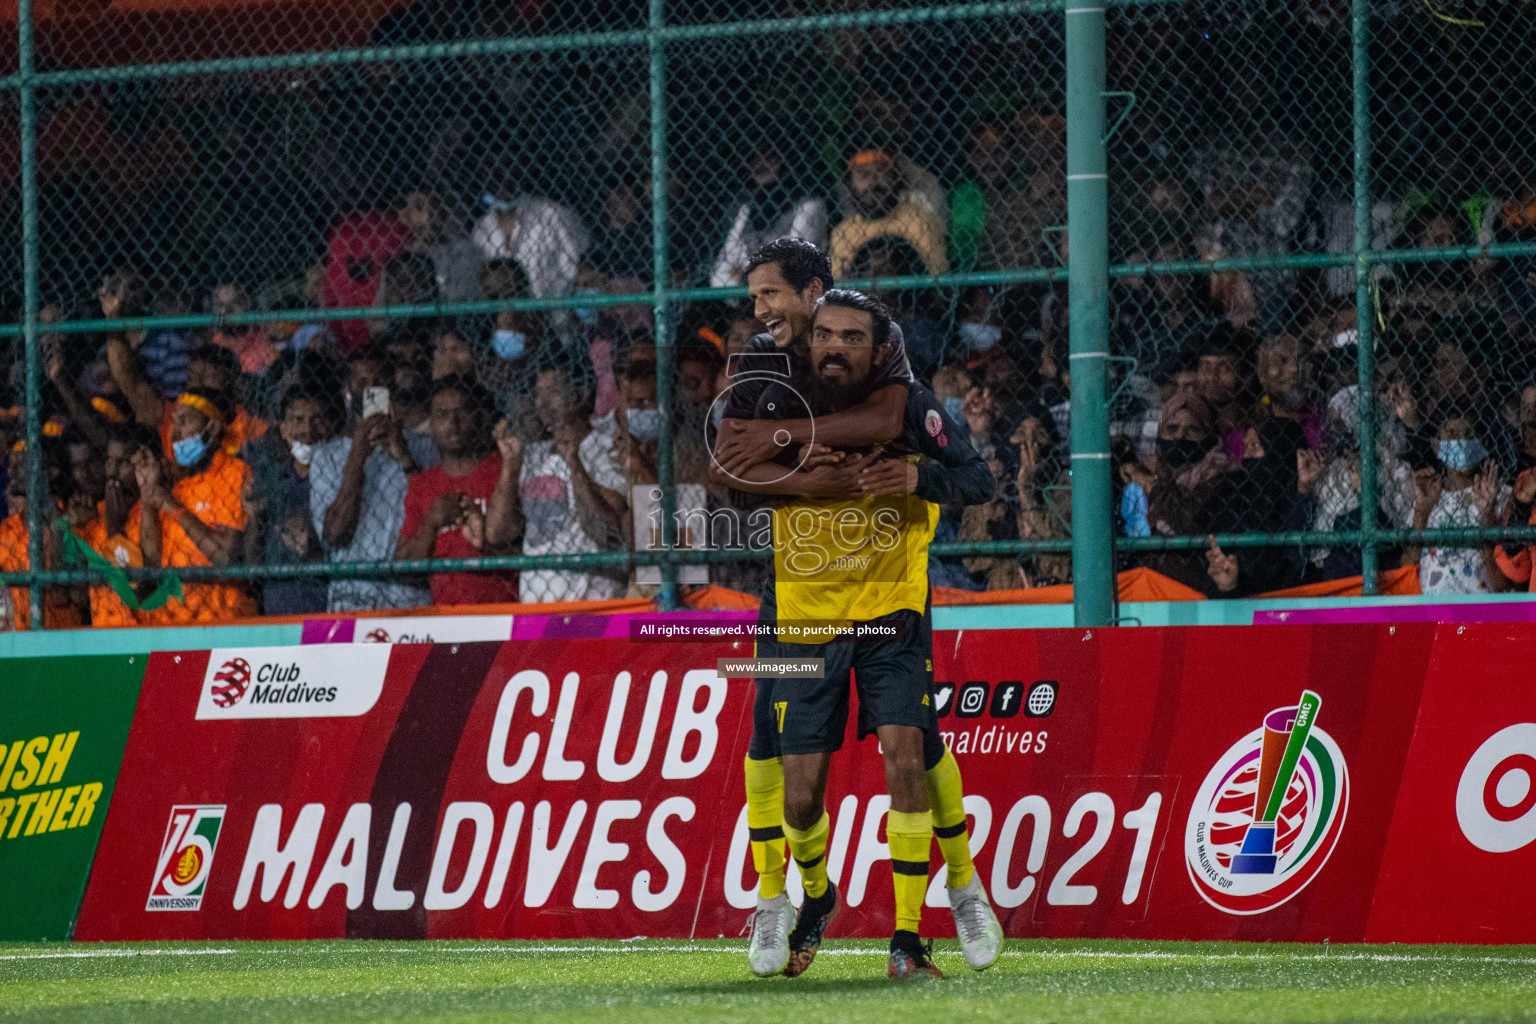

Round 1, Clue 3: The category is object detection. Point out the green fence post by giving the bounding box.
[1352,0,1378,596]
[17,0,44,629]
[650,0,679,612]
[1065,2,1112,627]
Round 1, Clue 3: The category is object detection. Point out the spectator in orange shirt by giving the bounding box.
[78,423,160,627]
[134,388,257,623]
[0,439,82,630]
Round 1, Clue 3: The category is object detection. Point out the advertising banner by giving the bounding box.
[0,654,145,939]
[77,624,1467,943]
[1367,625,1536,943]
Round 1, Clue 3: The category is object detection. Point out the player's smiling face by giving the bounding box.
[747,262,820,348]
[811,304,878,387]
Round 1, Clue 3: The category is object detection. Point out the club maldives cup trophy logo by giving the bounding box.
[1185,690,1350,914]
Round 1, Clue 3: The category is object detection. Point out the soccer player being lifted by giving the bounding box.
[713,265,1002,979]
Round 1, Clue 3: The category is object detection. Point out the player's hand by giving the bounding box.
[715,418,786,477]
[858,458,918,496]
[798,442,845,470]
[1205,536,1239,594]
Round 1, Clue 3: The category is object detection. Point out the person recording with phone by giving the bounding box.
[309,345,441,611]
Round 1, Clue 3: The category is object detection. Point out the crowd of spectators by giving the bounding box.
[4,1,1536,625]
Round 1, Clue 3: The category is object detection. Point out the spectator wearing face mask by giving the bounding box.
[1201,419,1320,597]
[241,382,340,615]
[1127,393,1228,590]
[1407,410,1510,595]
[133,388,256,623]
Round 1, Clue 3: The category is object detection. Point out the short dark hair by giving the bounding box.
[744,237,834,294]
[430,374,495,417]
[537,347,597,419]
[813,288,892,351]
[347,343,388,368]
[188,343,241,381]
[105,421,160,453]
[280,381,342,426]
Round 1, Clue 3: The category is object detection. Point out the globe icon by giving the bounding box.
[1026,682,1056,717]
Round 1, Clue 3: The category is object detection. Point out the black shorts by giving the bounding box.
[747,592,937,757]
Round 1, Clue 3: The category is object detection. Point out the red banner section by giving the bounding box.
[73,623,1536,943]
[1366,625,1536,943]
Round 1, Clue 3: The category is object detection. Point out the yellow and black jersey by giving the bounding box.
[756,380,993,625]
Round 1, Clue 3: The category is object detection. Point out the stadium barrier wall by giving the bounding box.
[67,623,1536,943]
[0,655,145,940]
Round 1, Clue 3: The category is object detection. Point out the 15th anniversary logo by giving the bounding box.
[1185,690,1350,915]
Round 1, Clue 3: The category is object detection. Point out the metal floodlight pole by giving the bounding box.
[18,0,44,629]
[1353,0,1379,596]
[650,0,680,611]
[1065,1,1113,627]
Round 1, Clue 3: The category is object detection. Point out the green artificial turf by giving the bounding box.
[0,938,1533,1024]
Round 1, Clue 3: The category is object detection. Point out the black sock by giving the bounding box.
[890,929,924,954]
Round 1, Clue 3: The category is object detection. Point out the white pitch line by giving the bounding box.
[7,945,1534,969]
[0,949,236,962]
[241,945,1536,967]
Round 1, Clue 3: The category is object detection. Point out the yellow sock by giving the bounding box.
[783,811,831,899]
[925,749,974,889]
[744,756,787,900]
[887,809,932,935]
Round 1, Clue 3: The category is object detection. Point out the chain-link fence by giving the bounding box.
[3,0,1536,629]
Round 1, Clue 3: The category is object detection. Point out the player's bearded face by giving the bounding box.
[808,307,880,412]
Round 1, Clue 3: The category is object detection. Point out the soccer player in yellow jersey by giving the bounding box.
[721,288,1002,980]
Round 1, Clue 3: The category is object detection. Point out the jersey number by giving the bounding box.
[774,701,788,733]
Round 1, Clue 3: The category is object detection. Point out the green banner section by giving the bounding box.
[0,655,145,939]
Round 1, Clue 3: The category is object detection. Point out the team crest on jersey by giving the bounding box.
[1185,690,1349,914]
[924,409,944,437]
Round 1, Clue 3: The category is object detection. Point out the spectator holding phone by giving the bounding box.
[396,375,519,605]
[310,346,439,611]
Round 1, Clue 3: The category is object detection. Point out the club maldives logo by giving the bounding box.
[195,646,390,720]
[1185,690,1350,914]
[208,658,251,707]
[147,805,225,911]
